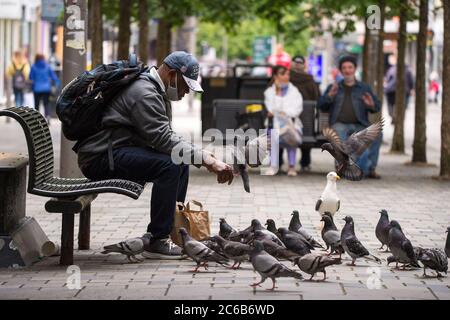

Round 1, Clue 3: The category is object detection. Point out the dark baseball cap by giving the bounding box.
[292,55,305,64]
[163,51,203,92]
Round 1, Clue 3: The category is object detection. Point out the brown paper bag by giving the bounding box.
[170,200,211,246]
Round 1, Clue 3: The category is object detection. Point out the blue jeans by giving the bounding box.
[13,89,24,107]
[332,122,371,176]
[81,146,190,238]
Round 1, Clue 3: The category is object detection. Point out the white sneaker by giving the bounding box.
[287,168,297,177]
[264,167,278,176]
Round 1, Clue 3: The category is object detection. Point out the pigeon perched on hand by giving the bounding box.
[320,215,344,257]
[416,247,448,278]
[388,220,420,269]
[341,216,381,266]
[179,228,229,272]
[278,227,313,256]
[445,227,450,258]
[375,209,391,251]
[219,218,239,240]
[288,211,324,249]
[212,235,252,269]
[294,253,341,281]
[321,120,384,181]
[249,240,303,291]
[315,173,341,216]
[101,235,150,263]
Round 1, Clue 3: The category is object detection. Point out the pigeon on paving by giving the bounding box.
[243,219,285,247]
[288,211,324,249]
[200,238,225,256]
[445,227,450,258]
[249,230,286,248]
[212,235,252,269]
[320,215,344,257]
[265,219,282,239]
[294,253,341,281]
[416,247,448,278]
[219,218,239,240]
[278,227,313,256]
[315,172,341,216]
[179,228,229,272]
[102,235,150,262]
[249,240,303,291]
[321,120,384,181]
[323,212,338,231]
[388,220,420,269]
[341,216,381,266]
[375,209,391,251]
[259,239,301,262]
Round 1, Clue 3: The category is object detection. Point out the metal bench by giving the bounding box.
[0,107,145,265]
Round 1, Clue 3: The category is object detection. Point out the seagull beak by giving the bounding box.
[336,175,341,180]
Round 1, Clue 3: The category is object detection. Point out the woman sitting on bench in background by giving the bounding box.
[264,66,303,176]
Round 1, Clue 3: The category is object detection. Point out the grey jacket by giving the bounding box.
[77,72,203,171]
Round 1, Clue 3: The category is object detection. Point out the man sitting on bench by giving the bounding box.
[76,52,234,259]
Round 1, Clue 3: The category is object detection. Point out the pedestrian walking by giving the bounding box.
[6,50,30,107]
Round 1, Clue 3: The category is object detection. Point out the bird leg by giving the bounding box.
[346,259,356,266]
[202,262,209,270]
[322,270,327,281]
[234,262,242,269]
[422,267,427,277]
[249,278,264,288]
[266,279,278,291]
[436,272,443,278]
[308,274,314,281]
[228,262,237,269]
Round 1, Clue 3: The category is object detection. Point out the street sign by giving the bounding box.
[253,36,273,64]
[308,53,323,83]
[41,0,64,23]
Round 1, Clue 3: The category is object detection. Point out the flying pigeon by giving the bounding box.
[278,227,313,256]
[294,253,341,281]
[315,172,341,216]
[375,209,391,251]
[101,235,150,263]
[212,235,252,269]
[416,247,448,278]
[320,215,344,257]
[321,120,384,181]
[288,211,324,249]
[445,227,450,258]
[179,228,229,272]
[219,218,238,240]
[249,240,303,291]
[341,216,381,266]
[259,239,302,262]
[265,219,282,239]
[388,220,420,269]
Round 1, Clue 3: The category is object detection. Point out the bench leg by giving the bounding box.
[60,213,74,266]
[78,205,91,250]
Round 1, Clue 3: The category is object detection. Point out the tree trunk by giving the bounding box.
[412,0,428,163]
[362,21,370,83]
[375,0,386,102]
[89,0,103,67]
[156,18,172,66]
[138,0,149,63]
[391,3,407,153]
[441,0,450,177]
[117,0,132,60]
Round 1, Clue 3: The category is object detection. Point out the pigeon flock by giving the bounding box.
[102,119,448,290]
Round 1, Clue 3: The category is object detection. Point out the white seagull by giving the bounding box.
[315,171,341,217]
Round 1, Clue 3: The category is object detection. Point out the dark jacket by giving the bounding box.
[289,70,320,101]
[318,80,381,127]
[77,68,204,172]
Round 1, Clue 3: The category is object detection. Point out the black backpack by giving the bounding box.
[56,54,149,146]
[12,63,26,90]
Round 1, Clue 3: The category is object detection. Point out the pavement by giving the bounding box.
[0,98,449,300]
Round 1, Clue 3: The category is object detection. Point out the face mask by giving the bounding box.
[167,72,179,101]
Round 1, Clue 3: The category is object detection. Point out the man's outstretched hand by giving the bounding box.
[203,153,234,185]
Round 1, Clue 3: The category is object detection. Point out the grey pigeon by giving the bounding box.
[265,219,281,239]
[278,227,313,256]
[288,211,324,249]
[320,215,344,257]
[219,218,238,240]
[101,235,150,263]
[245,219,285,247]
[375,209,391,251]
[200,238,225,256]
[323,212,338,231]
[212,235,252,269]
[294,253,341,281]
[341,216,381,265]
[416,247,448,278]
[249,240,303,290]
[259,239,301,262]
[179,228,229,272]
[388,220,420,269]
[250,230,286,248]
[321,120,384,181]
[445,227,450,258]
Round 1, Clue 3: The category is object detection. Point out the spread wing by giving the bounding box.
[323,127,345,153]
[342,120,384,158]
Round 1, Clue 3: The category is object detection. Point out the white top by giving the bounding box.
[264,82,303,129]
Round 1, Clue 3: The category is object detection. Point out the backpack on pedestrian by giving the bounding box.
[12,63,27,90]
[56,54,149,150]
